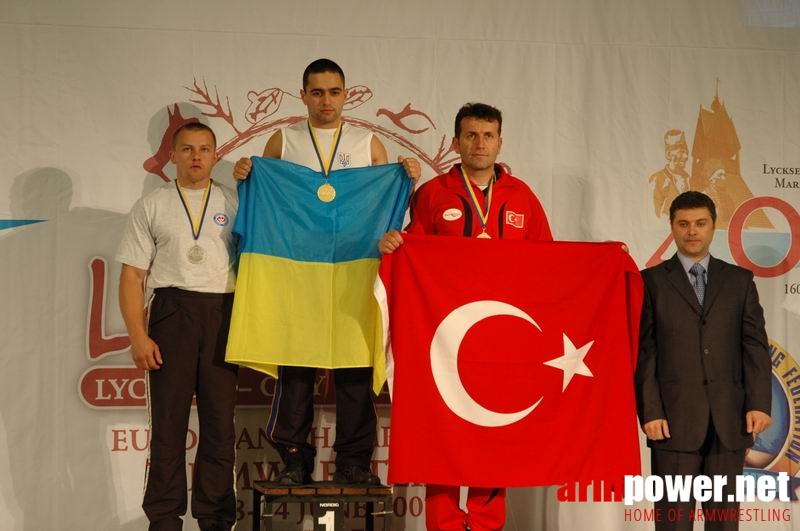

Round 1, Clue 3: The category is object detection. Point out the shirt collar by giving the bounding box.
[446,163,508,189]
[677,252,710,275]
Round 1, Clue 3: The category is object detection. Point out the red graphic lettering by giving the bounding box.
[728,196,800,277]
[644,232,675,268]
[80,366,147,408]
[87,257,130,359]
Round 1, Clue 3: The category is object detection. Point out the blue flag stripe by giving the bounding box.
[234,157,411,263]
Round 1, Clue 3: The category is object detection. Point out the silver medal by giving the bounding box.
[187,244,206,264]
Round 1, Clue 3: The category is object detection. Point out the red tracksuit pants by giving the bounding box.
[425,485,506,530]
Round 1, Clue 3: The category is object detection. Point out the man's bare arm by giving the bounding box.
[119,264,162,370]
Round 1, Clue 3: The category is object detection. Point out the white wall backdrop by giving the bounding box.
[1,0,799,529]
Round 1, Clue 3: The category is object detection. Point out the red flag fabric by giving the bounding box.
[376,234,643,487]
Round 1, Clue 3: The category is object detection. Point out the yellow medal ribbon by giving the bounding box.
[175,179,212,240]
[308,120,343,176]
[458,166,494,237]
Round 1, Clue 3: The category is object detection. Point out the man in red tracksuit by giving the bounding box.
[380,102,552,531]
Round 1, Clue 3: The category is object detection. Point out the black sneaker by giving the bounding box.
[333,465,381,485]
[276,450,311,485]
[198,519,230,531]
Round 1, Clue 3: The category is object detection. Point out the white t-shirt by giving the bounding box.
[116,180,238,294]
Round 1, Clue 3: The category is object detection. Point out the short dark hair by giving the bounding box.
[171,122,217,149]
[669,191,717,223]
[454,103,503,137]
[302,58,345,91]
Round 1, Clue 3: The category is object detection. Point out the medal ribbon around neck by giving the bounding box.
[458,165,494,237]
[308,120,343,177]
[175,179,212,242]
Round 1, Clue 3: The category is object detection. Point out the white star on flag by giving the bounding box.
[544,333,594,391]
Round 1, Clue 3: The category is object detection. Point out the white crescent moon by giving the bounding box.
[430,300,544,427]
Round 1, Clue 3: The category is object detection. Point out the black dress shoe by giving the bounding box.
[276,451,312,485]
[198,518,231,531]
[332,465,381,485]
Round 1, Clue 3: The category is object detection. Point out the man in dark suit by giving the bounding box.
[635,191,772,530]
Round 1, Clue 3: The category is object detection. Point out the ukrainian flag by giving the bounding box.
[226,157,411,392]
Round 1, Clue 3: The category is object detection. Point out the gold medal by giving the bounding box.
[308,121,343,203]
[187,244,206,264]
[477,231,491,239]
[317,182,336,203]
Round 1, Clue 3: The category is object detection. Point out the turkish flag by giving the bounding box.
[505,210,525,229]
[376,234,643,487]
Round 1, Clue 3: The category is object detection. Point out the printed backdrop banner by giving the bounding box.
[378,236,643,487]
[1,1,799,530]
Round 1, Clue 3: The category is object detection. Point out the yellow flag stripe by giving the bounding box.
[225,253,387,393]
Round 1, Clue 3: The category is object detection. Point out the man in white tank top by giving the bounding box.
[233,59,420,486]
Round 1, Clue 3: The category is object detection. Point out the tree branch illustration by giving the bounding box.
[345,117,458,174]
[186,78,240,134]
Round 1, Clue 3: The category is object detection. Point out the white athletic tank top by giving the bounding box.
[281,120,373,171]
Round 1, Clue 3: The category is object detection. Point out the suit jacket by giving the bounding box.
[635,254,771,452]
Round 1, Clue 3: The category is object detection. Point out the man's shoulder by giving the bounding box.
[211,180,236,195]
[495,171,545,208]
[211,180,238,206]
[416,170,456,194]
[285,119,372,140]
[342,121,373,140]
[641,256,678,278]
[284,120,306,134]
[498,171,535,192]
[138,181,175,206]
[709,256,753,280]
[641,255,753,277]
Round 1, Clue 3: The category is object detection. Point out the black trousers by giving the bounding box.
[266,365,377,474]
[143,288,238,531]
[651,417,746,531]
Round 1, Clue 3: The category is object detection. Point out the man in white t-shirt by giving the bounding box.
[118,123,238,531]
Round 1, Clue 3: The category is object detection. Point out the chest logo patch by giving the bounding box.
[505,211,525,228]
[338,153,351,168]
[443,208,463,221]
[213,213,230,226]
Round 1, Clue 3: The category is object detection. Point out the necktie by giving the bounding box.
[690,262,706,305]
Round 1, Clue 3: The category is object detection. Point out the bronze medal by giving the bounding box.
[458,166,495,239]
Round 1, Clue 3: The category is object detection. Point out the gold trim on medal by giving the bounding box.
[317,182,336,203]
[187,244,206,264]
[477,231,491,239]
